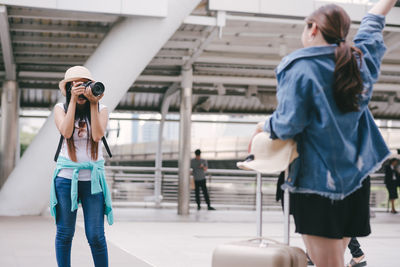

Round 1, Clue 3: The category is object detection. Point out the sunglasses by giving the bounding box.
[77,120,87,137]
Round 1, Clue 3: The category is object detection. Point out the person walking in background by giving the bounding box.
[191,149,215,210]
[384,158,399,213]
[50,66,113,267]
[250,0,397,266]
[346,237,367,267]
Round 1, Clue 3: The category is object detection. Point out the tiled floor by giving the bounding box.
[1,208,399,267]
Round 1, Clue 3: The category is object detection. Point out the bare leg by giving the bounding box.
[342,237,350,253]
[303,234,348,267]
[390,199,397,212]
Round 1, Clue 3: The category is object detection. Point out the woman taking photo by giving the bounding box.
[251,0,397,266]
[50,66,113,267]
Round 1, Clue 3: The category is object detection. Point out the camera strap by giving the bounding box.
[54,103,113,162]
[102,137,113,159]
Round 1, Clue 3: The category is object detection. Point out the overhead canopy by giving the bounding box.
[1,2,400,119]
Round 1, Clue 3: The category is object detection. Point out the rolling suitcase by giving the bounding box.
[212,170,307,267]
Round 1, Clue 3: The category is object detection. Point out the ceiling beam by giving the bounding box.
[0,5,16,80]
[193,75,277,86]
[205,43,294,55]
[17,86,270,100]
[225,13,400,33]
[18,82,169,94]
[147,53,283,67]
[0,0,167,18]
[194,65,275,77]
[163,40,197,49]
[195,53,282,66]
[12,35,100,45]
[11,71,400,89]
[226,14,305,26]
[149,58,185,66]
[214,34,301,45]
[184,15,217,26]
[135,74,277,86]
[172,30,206,39]
[184,26,219,69]
[13,45,95,56]
[7,7,118,22]
[18,71,64,79]
[11,23,109,35]
[15,55,86,65]
[156,49,190,57]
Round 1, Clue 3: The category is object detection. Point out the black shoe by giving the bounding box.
[197,206,201,210]
[306,252,314,266]
[207,206,216,210]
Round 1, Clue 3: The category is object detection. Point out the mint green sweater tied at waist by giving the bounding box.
[50,156,113,225]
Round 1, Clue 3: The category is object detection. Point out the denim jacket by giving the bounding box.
[265,13,390,200]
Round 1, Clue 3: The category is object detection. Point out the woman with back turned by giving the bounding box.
[250,1,397,266]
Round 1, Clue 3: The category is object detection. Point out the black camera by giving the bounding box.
[81,81,105,97]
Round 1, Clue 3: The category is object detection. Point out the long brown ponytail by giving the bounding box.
[306,4,363,113]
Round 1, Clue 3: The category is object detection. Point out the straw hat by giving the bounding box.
[237,132,298,174]
[58,66,94,96]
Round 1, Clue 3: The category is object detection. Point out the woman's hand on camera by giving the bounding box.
[83,86,104,104]
[70,81,85,100]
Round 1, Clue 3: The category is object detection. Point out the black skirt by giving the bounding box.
[292,177,371,239]
[386,183,398,200]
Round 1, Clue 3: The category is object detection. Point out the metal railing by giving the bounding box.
[105,166,389,210]
[105,137,251,162]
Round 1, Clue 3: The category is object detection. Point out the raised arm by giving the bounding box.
[352,0,398,85]
[55,102,76,139]
[83,85,108,142]
[369,0,397,16]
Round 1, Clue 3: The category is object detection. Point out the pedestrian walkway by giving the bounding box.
[0,215,150,267]
[1,208,399,266]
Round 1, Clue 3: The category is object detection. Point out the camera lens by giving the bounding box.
[90,82,105,96]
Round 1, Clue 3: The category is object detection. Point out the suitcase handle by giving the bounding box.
[247,237,282,248]
[255,170,290,245]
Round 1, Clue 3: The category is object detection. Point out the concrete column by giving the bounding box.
[154,115,166,207]
[178,67,193,215]
[0,0,201,216]
[0,80,18,189]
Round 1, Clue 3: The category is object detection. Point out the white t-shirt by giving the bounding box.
[56,103,107,181]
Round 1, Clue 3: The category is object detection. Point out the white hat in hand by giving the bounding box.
[237,132,298,174]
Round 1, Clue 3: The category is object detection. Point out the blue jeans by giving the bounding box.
[55,176,108,267]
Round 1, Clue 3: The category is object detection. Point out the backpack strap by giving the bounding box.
[54,103,67,162]
[98,103,112,158]
[102,136,112,158]
[54,135,64,162]
[54,103,112,162]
